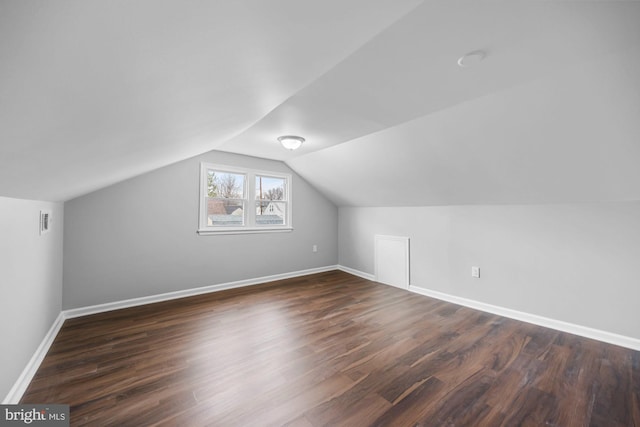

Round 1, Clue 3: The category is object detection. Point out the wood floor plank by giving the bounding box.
[20,270,640,426]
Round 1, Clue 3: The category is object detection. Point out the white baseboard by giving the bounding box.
[9,266,638,406]
[337,265,375,281]
[336,265,640,351]
[3,312,66,404]
[409,285,640,352]
[64,265,339,319]
[4,265,339,404]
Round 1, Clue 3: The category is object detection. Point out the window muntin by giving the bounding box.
[199,163,292,234]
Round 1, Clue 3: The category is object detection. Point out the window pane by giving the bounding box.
[207,199,244,226]
[207,170,245,198]
[256,201,286,225]
[255,176,285,201]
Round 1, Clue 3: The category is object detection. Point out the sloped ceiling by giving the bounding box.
[288,51,640,206]
[2,1,639,205]
[0,0,420,201]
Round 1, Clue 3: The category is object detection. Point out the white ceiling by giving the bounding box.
[0,0,420,201]
[1,1,639,205]
[289,50,640,206]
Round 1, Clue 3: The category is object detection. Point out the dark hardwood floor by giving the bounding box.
[22,271,640,426]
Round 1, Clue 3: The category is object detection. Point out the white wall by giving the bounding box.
[339,201,640,340]
[63,151,338,309]
[0,197,63,400]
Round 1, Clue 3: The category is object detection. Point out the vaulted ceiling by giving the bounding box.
[2,1,639,204]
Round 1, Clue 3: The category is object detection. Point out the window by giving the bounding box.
[256,175,286,226]
[198,163,292,234]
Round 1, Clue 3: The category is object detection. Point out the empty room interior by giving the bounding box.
[1,1,640,425]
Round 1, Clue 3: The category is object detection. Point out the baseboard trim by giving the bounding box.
[337,265,375,281]
[10,266,637,406]
[3,312,66,404]
[64,265,339,319]
[336,265,640,351]
[5,265,341,404]
[409,285,640,352]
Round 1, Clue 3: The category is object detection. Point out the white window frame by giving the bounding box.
[198,162,293,235]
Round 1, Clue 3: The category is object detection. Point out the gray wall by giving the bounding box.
[339,202,640,340]
[0,197,63,401]
[63,151,338,309]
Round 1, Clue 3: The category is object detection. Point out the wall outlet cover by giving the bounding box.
[471,266,480,278]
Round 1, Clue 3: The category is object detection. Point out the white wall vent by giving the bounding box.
[40,210,51,235]
[374,235,410,290]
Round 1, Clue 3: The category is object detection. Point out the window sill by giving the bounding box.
[197,227,293,236]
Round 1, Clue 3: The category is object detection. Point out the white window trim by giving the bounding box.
[197,162,293,235]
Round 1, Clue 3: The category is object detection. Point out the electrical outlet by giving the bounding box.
[471,266,480,278]
[312,245,318,253]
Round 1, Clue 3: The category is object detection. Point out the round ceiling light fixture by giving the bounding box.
[457,50,486,68]
[278,135,305,150]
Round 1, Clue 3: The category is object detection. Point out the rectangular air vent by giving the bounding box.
[374,235,410,290]
[40,210,51,235]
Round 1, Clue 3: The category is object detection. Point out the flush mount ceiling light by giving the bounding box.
[457,50,486,68]
[278,135,305,150]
